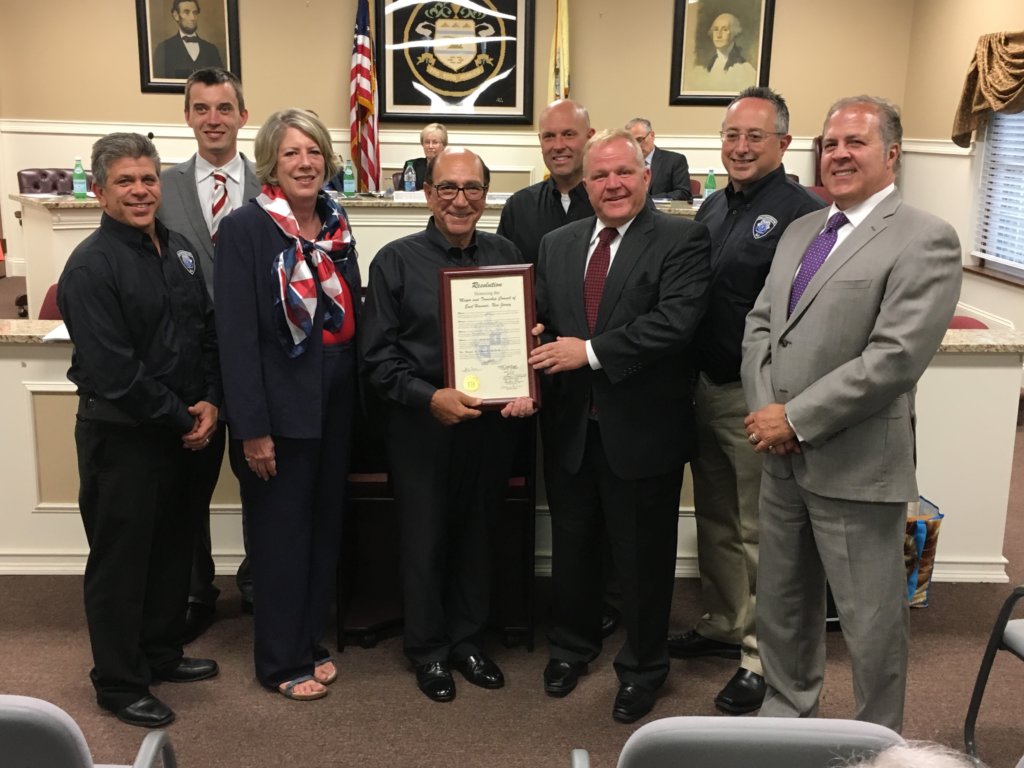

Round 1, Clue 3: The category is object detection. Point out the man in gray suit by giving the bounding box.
[740,95,962,731]
[158,66,258,640]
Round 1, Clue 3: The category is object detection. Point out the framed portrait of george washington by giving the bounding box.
[376,0,535,124]
[136,0,241,94]
[669,0,775,106]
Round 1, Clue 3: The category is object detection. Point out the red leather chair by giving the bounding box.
[17,168,93,195]
[38,284,61,320]
[808,185,834,204]
[690,178,702,199]
[948,315,988,329]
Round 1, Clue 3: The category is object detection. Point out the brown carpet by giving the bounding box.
[2,433,1023,767]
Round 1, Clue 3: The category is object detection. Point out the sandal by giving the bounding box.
[314,658,338,685]
[278,674,328,701]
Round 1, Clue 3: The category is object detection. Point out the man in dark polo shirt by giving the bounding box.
[497,99,595,264]
[668,87,824,715]
[58,133,220,728]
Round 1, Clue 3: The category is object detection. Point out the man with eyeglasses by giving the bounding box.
[361,147,536,703]
[667,87,824,715]
[626,117,693,202]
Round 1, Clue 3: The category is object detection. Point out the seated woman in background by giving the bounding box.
[214,108,360,701]
[402,122,447,190]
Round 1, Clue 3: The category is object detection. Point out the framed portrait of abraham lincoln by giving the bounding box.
[136,0,241,94]
[669,0,775,106]
[376,0,535,124]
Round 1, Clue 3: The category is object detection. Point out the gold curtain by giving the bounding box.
[952,31,1024,147]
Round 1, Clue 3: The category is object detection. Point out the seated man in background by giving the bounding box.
[58,132,220,728]
[626,117,693,202]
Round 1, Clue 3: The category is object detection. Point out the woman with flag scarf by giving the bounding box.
[214,109,359,701]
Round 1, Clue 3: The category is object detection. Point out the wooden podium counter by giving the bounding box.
[2,319,1021,585]
[9,193,697,317]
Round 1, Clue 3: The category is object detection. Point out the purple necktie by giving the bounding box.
[788,211,849,317]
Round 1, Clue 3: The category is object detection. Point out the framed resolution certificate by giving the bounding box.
[439,264,540,409]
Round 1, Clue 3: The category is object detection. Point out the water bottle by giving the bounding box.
[704,169,717,198]
[403,161,416,192]
[342,160,356,197]
[72,157,88,199]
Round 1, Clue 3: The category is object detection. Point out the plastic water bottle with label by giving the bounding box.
[403,161,416,192]
[72,157,88,199]
[342,160,356,197]
[704,169,717,198]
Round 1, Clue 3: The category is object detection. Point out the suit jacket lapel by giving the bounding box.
[563,221,590,334]
[784,192,901,329]
[173,157,215,264]
[240,154,261,201]
[595,208,652,333]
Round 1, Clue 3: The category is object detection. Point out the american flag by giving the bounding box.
[349,0,380,192]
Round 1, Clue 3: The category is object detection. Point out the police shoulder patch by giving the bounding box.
[177,250,196,275]
[752,215,778,240]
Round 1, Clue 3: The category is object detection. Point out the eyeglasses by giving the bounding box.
[633,132,652,143]
[430,183,488,201]
[719,130,784,145]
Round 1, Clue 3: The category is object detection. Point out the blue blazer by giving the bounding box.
[213,201,361,441]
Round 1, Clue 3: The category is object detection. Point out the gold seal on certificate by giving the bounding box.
[440,264,540,409]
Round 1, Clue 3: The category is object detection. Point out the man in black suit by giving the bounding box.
[153,0,224,80]
[530,129,711,723]
[626,118,693,202]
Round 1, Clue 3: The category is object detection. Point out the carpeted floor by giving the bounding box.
[1,360,1022,767]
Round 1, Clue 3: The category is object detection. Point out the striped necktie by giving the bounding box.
[210,170,230,241]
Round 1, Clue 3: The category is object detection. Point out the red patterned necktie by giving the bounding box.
[210,170,229,241]
[584,227,618,334]
[788,211,848,317]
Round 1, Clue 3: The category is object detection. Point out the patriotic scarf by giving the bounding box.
[256,184,355,358]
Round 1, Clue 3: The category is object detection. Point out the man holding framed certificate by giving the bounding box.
[530,129,712,724]
[360,147,536,704]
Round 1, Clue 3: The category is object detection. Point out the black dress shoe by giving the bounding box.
[415,661,455,702]
[601,604,621,638]
[667,629,740,659]
[183,603,216,643]
[453,654,505,689]
[543,659,588,697]
[240,598,254,615]
[612,682,656,724]
[155,657,219,683]
[115,695,175,728]
[714,668,766,715]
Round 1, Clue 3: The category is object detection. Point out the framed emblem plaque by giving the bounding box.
[376,0,535,124]
[440,264,540,409]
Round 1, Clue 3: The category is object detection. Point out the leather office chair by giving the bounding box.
[38,283,61,320]
[391,170,404,191]
[964,584,1024,759]
[948,315,989,329]
[0,694,177,768]
[689,178,702,199]
[808,185,834,204]
[571,716,905,768]
[16,168,94,195]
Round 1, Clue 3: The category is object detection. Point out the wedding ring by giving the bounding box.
[748,433,759,445]
[768,444,775,453]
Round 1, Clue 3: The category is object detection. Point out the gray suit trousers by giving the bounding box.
[756,470,909,732]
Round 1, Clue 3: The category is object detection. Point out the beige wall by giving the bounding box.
[0,0,1001,140]
[903,0,1024,139]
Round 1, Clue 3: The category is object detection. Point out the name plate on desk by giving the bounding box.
[440,265,539,409]
[392,190,427,203]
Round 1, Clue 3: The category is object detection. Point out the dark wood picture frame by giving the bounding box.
[376,0,534,124]
[136,0,241,94]
[669,0,775,106]
[440,264,540,409]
